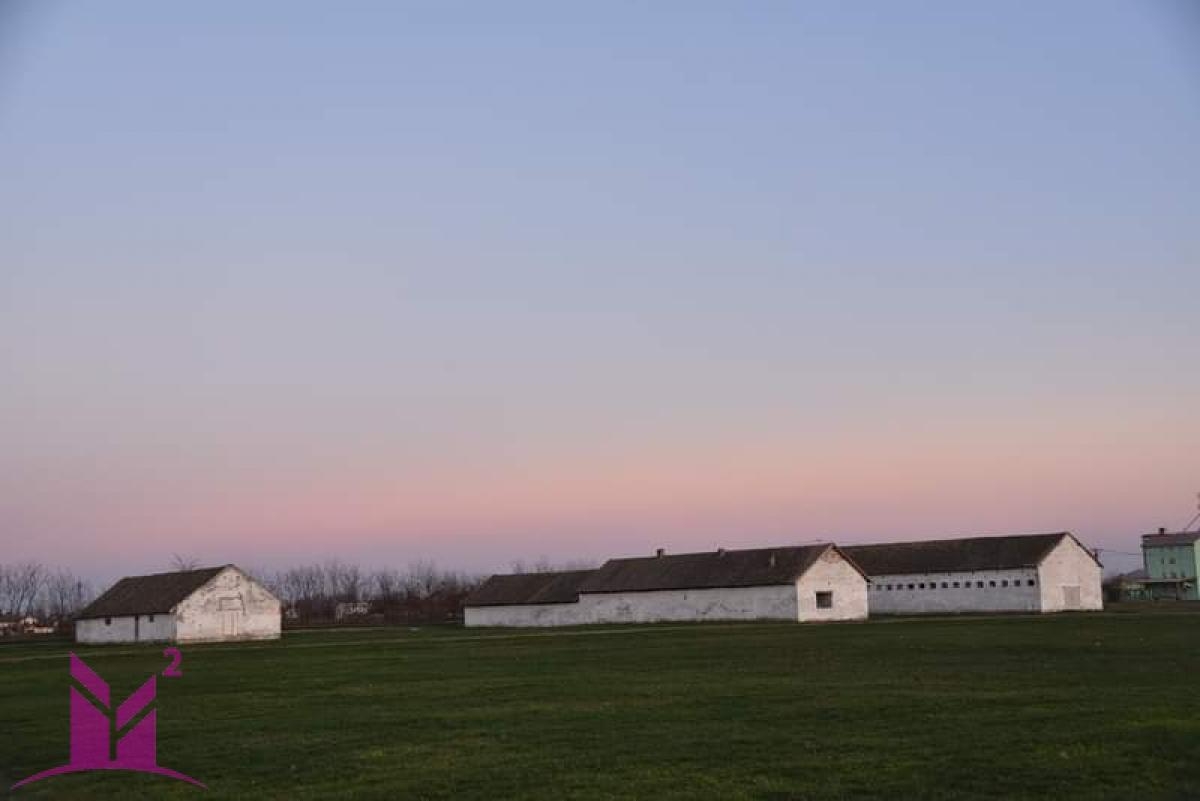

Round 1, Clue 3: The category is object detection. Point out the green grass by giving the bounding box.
[2,613,1199,800]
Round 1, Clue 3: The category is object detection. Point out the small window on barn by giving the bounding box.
[1001,580,1009,587]
[907,583,915,590]
[1028,579,1036,587]
[886,584,893,590]
[104,617,111,625]
[148,614,155,622]
[941,582,948,589]
[989,580,997,587]
[816,591,833,609]
[918,582,925,589]
[929,583,937,591]
[976,581,984,588]
[952,581,960,588]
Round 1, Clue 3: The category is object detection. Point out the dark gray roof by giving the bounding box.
[464,570,596,607]
[78,566,228,619]
[1142,532,1200,547]
[578,544,859,594]
[842,532,1080,576]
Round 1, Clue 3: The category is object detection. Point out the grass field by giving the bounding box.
[2,613,1199,800]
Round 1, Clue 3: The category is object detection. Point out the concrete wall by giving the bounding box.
[77,613,176,643]
[1037,536,1103,612]
[465,602,586,627]
[867,568,1041,615]
[578,583,799,625]
[77,616,136,643]
[796,549,869,622]
[174,567,282,642]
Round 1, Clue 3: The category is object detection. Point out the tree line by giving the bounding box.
[251,559,484,625]
[0,563,95,620]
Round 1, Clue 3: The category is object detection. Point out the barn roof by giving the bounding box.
[842,532,1079,576]
[78,566,229,619]
[463,569,596,607]
[578,544,860,594]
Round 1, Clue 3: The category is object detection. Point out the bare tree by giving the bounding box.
[326,560,363,602]
[42,569,94,619]
[2,562,47,616]
[372,568,402,603]
[169,554,201,572]
[509,556,597,574]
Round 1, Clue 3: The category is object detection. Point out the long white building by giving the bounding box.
[464,544,869,627]
[843,531,1103,615]
[76,564,282,644]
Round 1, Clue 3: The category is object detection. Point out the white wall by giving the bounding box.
[465,603,586,627]
[174,567,282,642]
[796,549,869,622]
[134,613,176,641]
[77,616,136,643]
[578,583,799,625]
[1037,536,1103,612]
[463,585,800,627]
[867,569,1041,615]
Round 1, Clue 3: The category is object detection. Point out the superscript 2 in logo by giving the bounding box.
[13,649,205,790]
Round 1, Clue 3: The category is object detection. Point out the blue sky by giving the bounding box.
[1,1,1197,579]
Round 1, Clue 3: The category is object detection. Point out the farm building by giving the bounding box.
[843,531,1103,615]
[464,544,869,627]
[76,564,281,644]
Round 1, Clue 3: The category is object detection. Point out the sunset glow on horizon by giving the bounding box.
[2,2,1198,583]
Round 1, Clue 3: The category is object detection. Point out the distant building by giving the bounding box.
[76,565,282,644]
[844,532,1103,615]
[1104,569,1148,603]
[335,601,371,621]
[464,544,870,627]
[1139,529,1199,600]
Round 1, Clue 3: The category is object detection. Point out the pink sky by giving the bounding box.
[2,3,1198,584]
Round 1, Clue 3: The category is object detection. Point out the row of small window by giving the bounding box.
[873,579,1036,591]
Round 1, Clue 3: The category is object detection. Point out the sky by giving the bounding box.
[1,1,1198,582]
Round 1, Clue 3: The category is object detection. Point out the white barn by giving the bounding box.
[464,544,869,627]
[843,531,1103,615]
[76,564,282,644]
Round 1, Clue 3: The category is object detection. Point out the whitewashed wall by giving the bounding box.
[77,614,176,643]
[174,567,282,642]
[866,568,1040,615]
[465,602,586,627]
[77,616,136,643]
[134,613,176,641]
[1037,537,1103,612]
[796,549,869,621]
[578,583,798,624]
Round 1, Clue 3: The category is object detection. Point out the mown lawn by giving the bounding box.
[2,613,1198,800]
